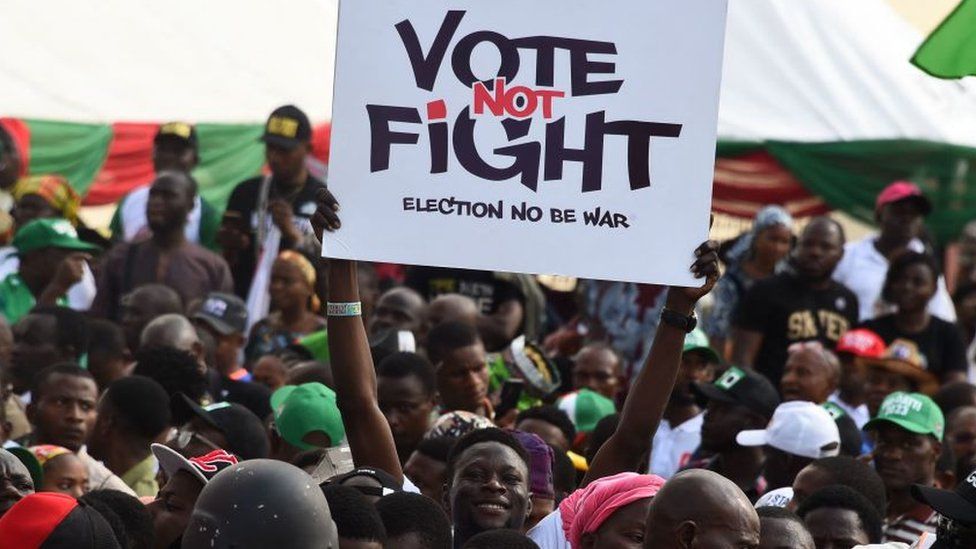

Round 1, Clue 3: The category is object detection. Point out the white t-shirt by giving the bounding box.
[118,185,203,243]
[648,413,704,479]
[828,393,870,430]
[527,509,569,549]
[832,236,956,322]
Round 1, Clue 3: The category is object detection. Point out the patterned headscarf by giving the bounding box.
[726,205,793,266]
[29,445,73,468]
[13,175,81,224]
[276,250,320,312]
[424,411,494,439]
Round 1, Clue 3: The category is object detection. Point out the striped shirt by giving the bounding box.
[884,504,937,545]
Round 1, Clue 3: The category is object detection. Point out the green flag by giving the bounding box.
[911,0,976,79]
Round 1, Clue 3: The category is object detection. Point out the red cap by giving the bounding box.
[0,492,77,549]
[876,181,931,214]
[836,329,886,359]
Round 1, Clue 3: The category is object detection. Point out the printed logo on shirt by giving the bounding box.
[787,310,850,341]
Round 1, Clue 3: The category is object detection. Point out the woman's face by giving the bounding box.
[579,498,652,549]
[865,368,914,417]
[12,194,58,229]
[269,259,312,312]
[889,263,937,312]
[41,454,89,499]
[753,224,792,265]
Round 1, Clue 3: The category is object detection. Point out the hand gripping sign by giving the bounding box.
[325,0,728,286]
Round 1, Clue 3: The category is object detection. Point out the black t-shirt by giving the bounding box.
[734,272,859,386]
[224,174,326,297]
[405,267,523,315]
[861,314,967,379]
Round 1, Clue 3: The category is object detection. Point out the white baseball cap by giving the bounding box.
[736,401,840,459]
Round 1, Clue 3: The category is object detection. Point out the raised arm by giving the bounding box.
[582,241,718,486]
[312,189,403,482]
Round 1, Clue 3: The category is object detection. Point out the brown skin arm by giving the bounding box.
[729,327,763,369]
[582,241,719,487]
[477,299,524,350]
[313,189,403,482]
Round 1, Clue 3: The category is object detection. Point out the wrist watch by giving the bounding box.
[660,307,697,333]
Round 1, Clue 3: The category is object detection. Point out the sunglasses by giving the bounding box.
[173,428,222,452]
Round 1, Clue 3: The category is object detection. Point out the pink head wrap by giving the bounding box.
[559,472,665,547]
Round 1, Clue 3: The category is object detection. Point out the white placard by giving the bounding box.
[325,0,728,286]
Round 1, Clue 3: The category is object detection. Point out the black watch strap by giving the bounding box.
[660,307,697,333]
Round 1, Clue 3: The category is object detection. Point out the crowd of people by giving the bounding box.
[0,105,975,549]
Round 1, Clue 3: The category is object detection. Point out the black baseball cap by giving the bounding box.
[331,467,402,499]
[693,366,781,419]
[155,121,198,149]
[194,292,248,336]
[177,394,270,460]
[912,468,976,524]
[260,105,312,149]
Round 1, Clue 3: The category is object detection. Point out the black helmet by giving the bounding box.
[181,459,338,548]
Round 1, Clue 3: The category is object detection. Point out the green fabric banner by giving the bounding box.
[912,0,976,79]
[766,140,976,243]
[26,120,112,196]
[194,124,266,209]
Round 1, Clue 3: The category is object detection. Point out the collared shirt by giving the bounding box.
[0,273,68,324]
[829,393,870,429]
[649,412,704,479]
[121,453,159,498]
[832,236,956,322]
[884,503,938,545]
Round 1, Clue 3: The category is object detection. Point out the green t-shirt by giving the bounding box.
[0,273,67,324]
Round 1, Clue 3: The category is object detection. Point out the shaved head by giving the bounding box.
[426,293,479,329]
[140,314,205,367]
[644,469,760,549]
[369,287,427,337]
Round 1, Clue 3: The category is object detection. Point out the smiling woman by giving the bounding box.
[445,428,532,548]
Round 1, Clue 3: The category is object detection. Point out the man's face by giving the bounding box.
[762,446,813,491]
[266,143,307,182]
[435,344,489,414]
[949,412,976,473]
[878,199,924,245]
[780,349,835,403]
[147,470,204,549]
[579,498,651,549]
[792,221,844,282]
[370,290,424,337]
[758,517,815,549]
[837,355,867,398]
[252,356,287,392]
[377,374,435,461]
[689,504,762,549]
[18,247,72,294]
[404,451,447,504]
[198,324,242,374]
[700,401,764,453]
[10,313,64,394]
[790,464,832,511]
[147,173,193,232]
[153,140,197,173]
[29,374,98,452]
[0,451,33,517]
[447,442,531,536]
[516,418,569,452]
[872,423,940,491]
[802,507,870,549]
[120,291,161,353]
[572,346,620,400]
[673,351,716,405]
[865,368,914,417]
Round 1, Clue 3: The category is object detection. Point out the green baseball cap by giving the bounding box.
[683,328,720,364]
[864,392,944,441]
[13,218,98,255]
[557,388,616,433]
[271,382,345,451]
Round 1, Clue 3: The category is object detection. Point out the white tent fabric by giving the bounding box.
[1,0,974,146]
[719,0,976,146]
[0,0,338,123]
